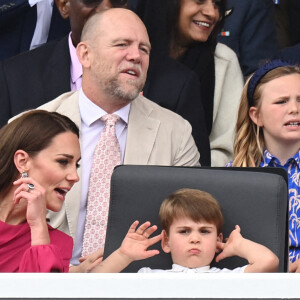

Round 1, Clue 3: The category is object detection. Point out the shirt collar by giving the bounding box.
[69,33,82,85]
[171,264,211,273]
[261,149,300,168]
[78,89,130,126]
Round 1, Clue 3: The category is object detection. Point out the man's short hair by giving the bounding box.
[159,188,224,235]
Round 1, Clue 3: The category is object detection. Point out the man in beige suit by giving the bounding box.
[39,8,199,272]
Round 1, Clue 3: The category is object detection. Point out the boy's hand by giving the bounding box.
[215,225,243,262]
[215,225,279,272]
[70,248,104,273]
[91,221,162,273]
[119,220,162,262]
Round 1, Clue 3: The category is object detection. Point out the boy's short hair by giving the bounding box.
[159,188,224,235]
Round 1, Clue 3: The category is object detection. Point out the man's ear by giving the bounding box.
[55,0,70,19]
[14,150,31,174]
[215,233,223,253]
[249,106,263,127]
[161,230,171,253]
[76,42,91,68]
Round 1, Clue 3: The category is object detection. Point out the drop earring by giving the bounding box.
[21,171,28,178]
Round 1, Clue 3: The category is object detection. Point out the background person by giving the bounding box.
[133,0,244,166]
[35,8,200,272]
[0,110,80,272]
[0,0,128,128]
[218,0,279,78]
[0,0,70,61]
[0,0,210,166]
[228,60,300,272]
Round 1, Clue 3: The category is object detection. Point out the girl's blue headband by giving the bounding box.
[247,60,292,107]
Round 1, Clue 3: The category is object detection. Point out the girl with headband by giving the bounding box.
[228,60,300,272]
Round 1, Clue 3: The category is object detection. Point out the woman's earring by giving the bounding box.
[21,171,28,178]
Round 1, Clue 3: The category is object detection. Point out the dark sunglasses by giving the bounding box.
[81,0,128,7]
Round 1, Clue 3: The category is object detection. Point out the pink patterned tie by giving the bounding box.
[82,114,121,257]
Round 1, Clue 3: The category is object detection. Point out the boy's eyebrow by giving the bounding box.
[175,226,191,229]
[176,224,215,229]
[199,224,215,227]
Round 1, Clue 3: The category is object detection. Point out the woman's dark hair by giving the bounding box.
[166,0,226,47]
[0,110,79,195]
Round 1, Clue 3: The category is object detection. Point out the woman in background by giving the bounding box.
[134,0,244,166]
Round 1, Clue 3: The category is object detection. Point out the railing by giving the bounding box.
[0,273,299,299]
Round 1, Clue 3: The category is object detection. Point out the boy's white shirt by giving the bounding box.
[138,264,248,273]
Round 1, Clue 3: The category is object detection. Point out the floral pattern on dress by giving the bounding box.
[261,149,300,263]
[227,150,300,263]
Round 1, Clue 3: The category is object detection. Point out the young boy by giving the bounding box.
[91,189,279,273]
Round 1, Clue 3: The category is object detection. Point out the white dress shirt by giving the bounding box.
[29,0,53,49]
[138,264,248,273]
[70,89,130,265]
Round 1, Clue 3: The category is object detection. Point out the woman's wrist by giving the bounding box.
[30,220,50,246]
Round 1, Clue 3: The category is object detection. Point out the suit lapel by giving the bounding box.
[124,96,160,164]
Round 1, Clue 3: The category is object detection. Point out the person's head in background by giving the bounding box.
[159,188,224,268]
[166,0,226,59]
[0,110,80,213]
[55,0,128,47]
[76,8,151,112]
[232,60,300,167]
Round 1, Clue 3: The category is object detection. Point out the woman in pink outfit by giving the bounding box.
[0,110,80,272]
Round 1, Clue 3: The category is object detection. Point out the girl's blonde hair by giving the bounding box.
[232,65,300,167]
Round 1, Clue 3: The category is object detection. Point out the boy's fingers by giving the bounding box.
[128,220,140,233]
[135,221,151,234]
[145,249,160,258]
[215,253,223,262]
[79,257,86,263]
[217,241,225,249]
[148,233,162,245]
[235,225,241,232]
[143,225,158,237]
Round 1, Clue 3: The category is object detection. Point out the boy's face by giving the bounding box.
[162,217,222,269]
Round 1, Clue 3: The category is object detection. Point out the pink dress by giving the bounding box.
[0,221,73,272]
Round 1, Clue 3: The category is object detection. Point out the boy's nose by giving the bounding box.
[190,233,200,243]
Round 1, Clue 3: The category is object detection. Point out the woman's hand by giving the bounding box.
[13,177,49,246]
[289,258,300,273]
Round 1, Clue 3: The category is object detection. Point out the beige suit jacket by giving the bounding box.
[39,91,200,240]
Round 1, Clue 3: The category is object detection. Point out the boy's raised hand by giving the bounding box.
[91,220,162,273]
[215,225,279,272]
[119,221,162,261]
[215,225,243,262]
